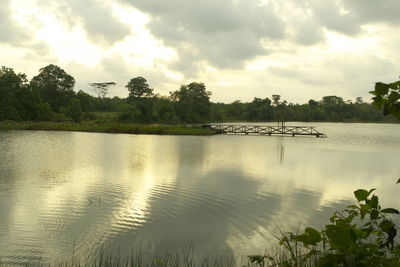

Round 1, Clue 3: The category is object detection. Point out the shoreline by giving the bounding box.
[0,121,217,136]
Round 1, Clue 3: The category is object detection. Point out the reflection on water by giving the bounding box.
[0,123,400,265]
[276,139,285,163]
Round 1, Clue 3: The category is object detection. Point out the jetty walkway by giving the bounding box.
[202,125,327,138]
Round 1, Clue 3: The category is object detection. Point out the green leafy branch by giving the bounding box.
[251,189,400,266]
[370,80,400,120]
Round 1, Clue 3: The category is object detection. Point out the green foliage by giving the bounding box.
[321,95,345,105]
[0,66,54,121]
[0,65,397,124]
[255,189,400,266]
[30,64,75,111]
[170,82,212,123]
[61,98,83,122]
[370,80,400,119]
[126,76,153,99]
[245,97,273,121]
[119,103,142,123]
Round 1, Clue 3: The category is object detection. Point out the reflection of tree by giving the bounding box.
[277,144,285,163]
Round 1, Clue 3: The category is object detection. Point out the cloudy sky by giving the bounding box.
[1,0,400,103]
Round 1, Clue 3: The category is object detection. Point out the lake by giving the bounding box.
[0,122,399,265]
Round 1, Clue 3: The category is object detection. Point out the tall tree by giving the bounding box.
[170,82,212,122]
[308,99,319,106]
[272,94,287,126]
[272,94,281,107]
[30,64,75,111]
[0,66,53,121]
[0,67,28,120]
[246,97,272,121]
[89,82,116,98]
[126,77,153,99]
[321,95,344,105]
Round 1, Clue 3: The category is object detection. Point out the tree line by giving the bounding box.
[0,64,396,123]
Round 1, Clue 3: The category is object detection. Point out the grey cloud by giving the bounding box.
[312,0,361,36]
[344,0,400,25]
[0,0,30,44]
[269,65,333,86]
[291,19,324,46]
[293,0,400,38]
[120,0,285,75]
[67,0,131,43]
[169,49,202,79]
[38,0,131,44]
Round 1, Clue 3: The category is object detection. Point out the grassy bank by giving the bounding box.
[0,121,217,136]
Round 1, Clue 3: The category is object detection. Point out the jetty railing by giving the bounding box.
[201,125,327,137]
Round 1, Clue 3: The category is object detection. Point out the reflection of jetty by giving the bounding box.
[202,125,327,138]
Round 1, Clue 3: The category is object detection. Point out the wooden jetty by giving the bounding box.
[202,125,327,138]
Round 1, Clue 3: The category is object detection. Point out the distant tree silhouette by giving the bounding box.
[89,82,116,98]
[126,77,153,99]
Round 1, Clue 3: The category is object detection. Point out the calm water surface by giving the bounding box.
[0,122,399,264]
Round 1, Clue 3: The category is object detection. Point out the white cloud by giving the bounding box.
[1,0,400,103]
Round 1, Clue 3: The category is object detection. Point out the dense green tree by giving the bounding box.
[0,67,28,120]
[228,100,244,119]
[245,97,273,121]
[308,99,319,106]
[321,95,345,105]
[153,97,179,123]
[170,82,212,123]
[1,65,397,124]
[126,77,153,99]
[119,103,141,122]
[30,64,75,111]
[0,66,53,121]
[76,90,97,112]
[61,98,83,122]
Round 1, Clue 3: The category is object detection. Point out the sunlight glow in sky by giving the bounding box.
[2,0,400,103]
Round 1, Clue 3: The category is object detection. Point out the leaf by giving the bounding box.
[369,90,379,96]
[360,204,371,219]
[388,91,400,102]
[368,188,376,194]
[397,178,400,184]
[370,195,379,209]
[370,209,380,220]
[379,220,394,232]
[388,81,400,90]
[325,224,357,249]
[375,82,389,95]
[305,227,322,245]
[354,189,370,202]
[381,208,400,214]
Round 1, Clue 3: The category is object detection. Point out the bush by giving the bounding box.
[251,187,400,266]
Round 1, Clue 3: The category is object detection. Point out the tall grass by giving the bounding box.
[0,245,323,267]
[0,248,239,267]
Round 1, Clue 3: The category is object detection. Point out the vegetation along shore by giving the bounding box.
[1,65,399,126]
[0,121,217,136]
